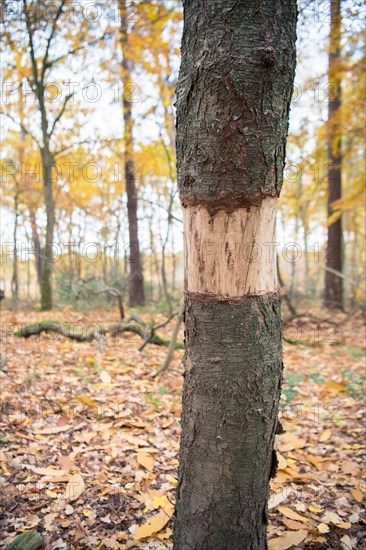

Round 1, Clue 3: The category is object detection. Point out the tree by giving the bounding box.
[324,0,343,309]
[117,0,146,307]
[173,1,297,548]
[2,0,111,309]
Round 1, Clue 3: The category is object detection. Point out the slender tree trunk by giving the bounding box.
[40,145,55,311]
[304,224,310,295]
[324,0,343,309]
[27,252,31,298]
[29,209,42,285]
[11,192,19,305]
[171,230,176,292]
[161,220,173,314]
[119,0,145,307]
[173,2,297,548]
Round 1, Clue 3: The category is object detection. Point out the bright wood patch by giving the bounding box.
[184,198,278,296]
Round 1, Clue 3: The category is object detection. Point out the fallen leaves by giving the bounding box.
[133,509,170,541]
[268,529,308,549]
[319,428,332,442]
[1,308,365,548]
[268,489,293,510]
[64,472,85,501]
[137,451,155,472]
[350,488,363,502]
[277,506,311,524]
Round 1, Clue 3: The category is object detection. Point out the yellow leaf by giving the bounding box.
[134,509,170,540]
[324,381,346,392]
[278,506,311,524]
[309,505,323,513]
[152,495,174,516]
[318,523,330,533]
[165,474,177,485]
[137,451,155,472]
[350,488,363,503]
[64,472,85,501]
[75,396,99,408]
[268,529,308,550]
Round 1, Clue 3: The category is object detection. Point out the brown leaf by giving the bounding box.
[319,429,332,442]
[282,518,309,530]
[350,488,363,502]
[268,529,308,550]
[64,472,85,501]
[137,451,155,472]
[277,506,311,524]
[133,509,170,540]
[58,455,77,471]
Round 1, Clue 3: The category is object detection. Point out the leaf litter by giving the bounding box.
[0,308,365,548]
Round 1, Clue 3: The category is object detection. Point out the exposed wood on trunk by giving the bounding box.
[184,199,278,296]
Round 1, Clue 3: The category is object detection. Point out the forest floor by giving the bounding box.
[0,306,365,550]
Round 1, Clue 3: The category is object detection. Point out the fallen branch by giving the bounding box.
[153,299,184,378]
[14,319,184,349]
[139,312,178,351]
[283,307,360,327]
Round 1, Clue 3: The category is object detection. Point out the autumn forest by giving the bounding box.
[0,1,365,549]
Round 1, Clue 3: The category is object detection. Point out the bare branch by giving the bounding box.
[23,0,40,90]
[41,0,67,78]
[0,109,41,147]
[47,31,115,68]
[48,93,74,137]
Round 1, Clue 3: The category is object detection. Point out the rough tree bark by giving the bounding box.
[39,145,56,311]
[173,2,297,549]
[119,0,145,307]
[324,0,343,309]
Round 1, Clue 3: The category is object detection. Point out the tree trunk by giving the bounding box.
[119,0,145,307]
[324,0,343,310]
[11,192,19,305]
[40,146,55,311]
[29,209,42,286]
[173,1,297,548]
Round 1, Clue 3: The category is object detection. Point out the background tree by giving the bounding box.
[173,1,297,548]
[324,0,343,309]
[1,0,112,309]
[118,0,145,306]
